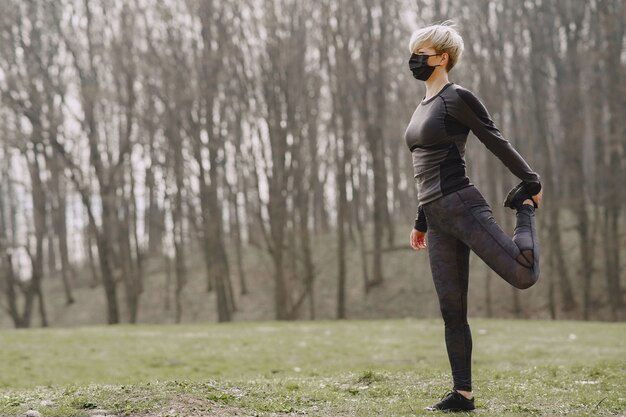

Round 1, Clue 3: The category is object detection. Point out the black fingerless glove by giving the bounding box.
[414,205,428,232]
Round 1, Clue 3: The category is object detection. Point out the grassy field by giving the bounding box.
[0,318,624,416]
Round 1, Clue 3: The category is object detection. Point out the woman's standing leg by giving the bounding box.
[427,224,473,392]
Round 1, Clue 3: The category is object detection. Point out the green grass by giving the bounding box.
[0,319,624,416]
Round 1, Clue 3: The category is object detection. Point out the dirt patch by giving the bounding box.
[132,393,333,416]
[135,394,250,417]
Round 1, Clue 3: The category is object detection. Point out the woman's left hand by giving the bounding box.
[410,229,428,250]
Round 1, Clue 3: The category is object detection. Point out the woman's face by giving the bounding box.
[409,42,448,81]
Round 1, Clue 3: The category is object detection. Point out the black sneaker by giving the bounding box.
[424,390,476,412]
[503,181,542,210]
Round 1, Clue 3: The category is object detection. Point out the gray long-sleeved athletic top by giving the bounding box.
[404,82,540,232]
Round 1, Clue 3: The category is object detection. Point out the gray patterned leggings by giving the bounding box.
[422,184,540,391]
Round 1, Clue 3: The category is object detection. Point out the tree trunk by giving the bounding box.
[25,145,48,328]
[48,153,75,304]
[599,0,625,321]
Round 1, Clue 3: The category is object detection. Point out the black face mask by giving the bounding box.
[409,53,442,81]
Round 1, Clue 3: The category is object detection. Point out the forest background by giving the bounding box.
[0,0,624,328]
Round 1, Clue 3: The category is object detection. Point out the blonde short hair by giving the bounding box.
[408,20,464,72]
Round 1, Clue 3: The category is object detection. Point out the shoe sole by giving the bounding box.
[424,407,476,412]
[503,182,541,209]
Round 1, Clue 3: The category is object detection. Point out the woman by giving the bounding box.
[404,21,543,412]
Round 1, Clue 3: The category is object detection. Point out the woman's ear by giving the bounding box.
[441,52,448,67]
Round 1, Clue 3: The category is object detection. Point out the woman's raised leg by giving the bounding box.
[425,185,540,290]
